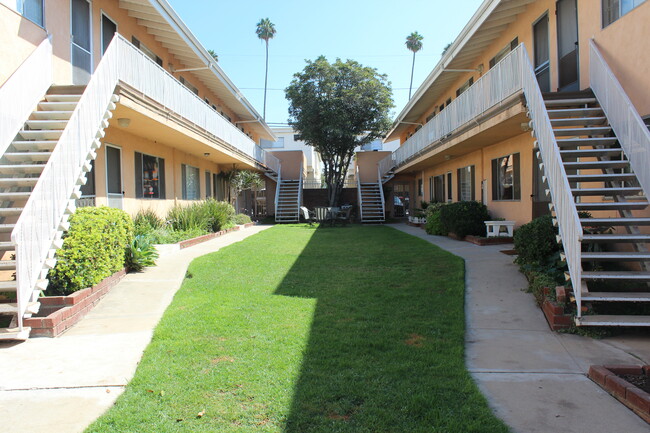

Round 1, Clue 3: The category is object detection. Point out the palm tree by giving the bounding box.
[256,18,276,120]
[405,31,424,100]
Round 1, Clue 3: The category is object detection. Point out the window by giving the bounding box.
[603,0,646,26]
[446,172,453,202]
[431,174,445,202]
[293,134,302,141]
[19,0,44,27]
[135,152,165,199]
[457,165,475,201]
[179,76,199,96]
[426,111,436,123]
[418,178,423,197]
[220,111,232,122]
[456,77,474,97]
[101,13,117,55]
[489,38,519,69]
[181,164,200,200]
[260,137,285,148]
[131,37,163,66]
[492,153,521,200]
[205,171,212,199]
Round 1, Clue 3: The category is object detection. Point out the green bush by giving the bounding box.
[125,235,159,272]
[144,227,208,244]
[167,199,235,233]
[424,202,448,235]
[439,201,490,237]
[202,199,236,232]
[233,213,252,225]
[48,207,133,295]
[133,208,164,237]
[514,215,559,268]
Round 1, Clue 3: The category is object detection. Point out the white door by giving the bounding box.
[71,0,92,84]
[105,145,123,209]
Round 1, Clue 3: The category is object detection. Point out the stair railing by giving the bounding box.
[589,40,650,196]
[0,37,52,158]
[377,166,386,221]
[356,166,363,222]
[519,45,584,316]
[298,167,304,213]
[378,153,395,182]
[274,165,282,220]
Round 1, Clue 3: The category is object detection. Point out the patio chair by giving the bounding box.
[314,206,339,225]
[300,206,316,225]
[333,206,353,226]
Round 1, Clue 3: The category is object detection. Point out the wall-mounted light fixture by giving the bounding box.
[203,152,211,157]
[117,118,131,128]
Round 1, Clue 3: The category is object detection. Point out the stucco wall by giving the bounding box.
[356,151,391,183]
[271,151,305,180]
[0,4,47,85]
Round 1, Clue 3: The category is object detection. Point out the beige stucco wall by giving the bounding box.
[0,4,47,85]
[356,151,391,183]
[94,126,224,217]
[271,151,306,180]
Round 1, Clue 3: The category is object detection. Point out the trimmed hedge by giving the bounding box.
[167,199,235,233]
[513,215,559,268]
[424,202,448,235]
[48,207,133,295]
[439,201,490,238]
[233,213,252,225]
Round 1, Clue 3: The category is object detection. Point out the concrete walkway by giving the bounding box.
[392,223,650,433]
[0,225,270,433]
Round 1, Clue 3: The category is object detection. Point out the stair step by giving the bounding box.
[576,201,648,211]
[48,85,86,95]
[571,187,643,196]
[17,130,62,140]
[0,208,23,216]
[31,111,73,121]
[0,242,15,251]
[0,164,45,174]
[582,252,650,261]
[544,97,597,107]
[11,141,57,152]
[563,160,629,170]
[0,260,16,270]
[25,120,67,130]
[0,302,39,315]
[554,126,612,137]
[550,117,607,126]
[577,315,650,327]
[555,137,618,148]
[547,108,604,118]
[0,178,38,187]
[560,148,624,158]
[38,101,77,111]
[582,234,650,242]
[0,192,31,201]
[583,271,650,280]
[0,225,16,233]
[4,152,52,163]
[581,217,650,226]
[0,327,30,340]
[44,94,82,103]
[567,173,637,183]
[0,281,17,292]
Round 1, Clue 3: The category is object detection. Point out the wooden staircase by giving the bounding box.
[358,182,385,223]
[275,179,301,223]
[0,85,85,340]
[544,91,650,327]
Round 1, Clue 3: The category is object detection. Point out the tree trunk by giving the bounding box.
[263,41,269,120]
[409,51,416,100]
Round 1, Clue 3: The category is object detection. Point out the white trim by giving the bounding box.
[70,0,93,84]
[105,144,124,209]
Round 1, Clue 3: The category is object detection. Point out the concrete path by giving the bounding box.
[392,223,650,433]
[0,225,270,433]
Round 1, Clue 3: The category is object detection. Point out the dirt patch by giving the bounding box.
[211,356,235,364]
[405,333,425,347]
[328,413,351,421]
[619,373,650,394]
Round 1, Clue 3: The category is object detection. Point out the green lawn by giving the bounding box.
[87,225,509,433]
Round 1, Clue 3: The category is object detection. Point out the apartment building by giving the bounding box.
[0,0,280,338]
[372,0,650,326]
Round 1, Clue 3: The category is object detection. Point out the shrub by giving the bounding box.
[125,235,159,272]
[424,202,448,235]
[167,199,235,233]
[144,227,208,244]
[48,207,133,294]
[233,213,252,225]
[202,199,236,232]
[133,208,164,237]
[514,215,559,268]
[439,201,490,237]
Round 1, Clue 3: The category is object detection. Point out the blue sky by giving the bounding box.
[167,0,484,126]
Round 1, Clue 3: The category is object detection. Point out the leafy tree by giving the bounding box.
[286,57,393,206]
[207,49,218,62]
[442,42,452,56]
[405,31,424,99]
[256,18,276,120]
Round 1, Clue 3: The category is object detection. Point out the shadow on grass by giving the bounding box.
[274,225,508,433]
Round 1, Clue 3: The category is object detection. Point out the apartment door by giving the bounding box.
[105,145,124,209]
[71,0,92,84]
[533,14,551,93]
[532,149,551,218]
[557,0,579,91]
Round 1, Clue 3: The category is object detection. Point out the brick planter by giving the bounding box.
[464,235,514,246]
[540,286,573,331]
[177,223,255,249]
[24,268,127,337]
[588,365,650,424]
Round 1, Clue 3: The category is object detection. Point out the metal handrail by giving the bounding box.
[356,166,363,222]
[377,166,386,220]
[590,39,650,197]
[274,165,282,219]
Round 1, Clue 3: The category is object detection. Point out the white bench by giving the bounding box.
[485,220,515,238]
